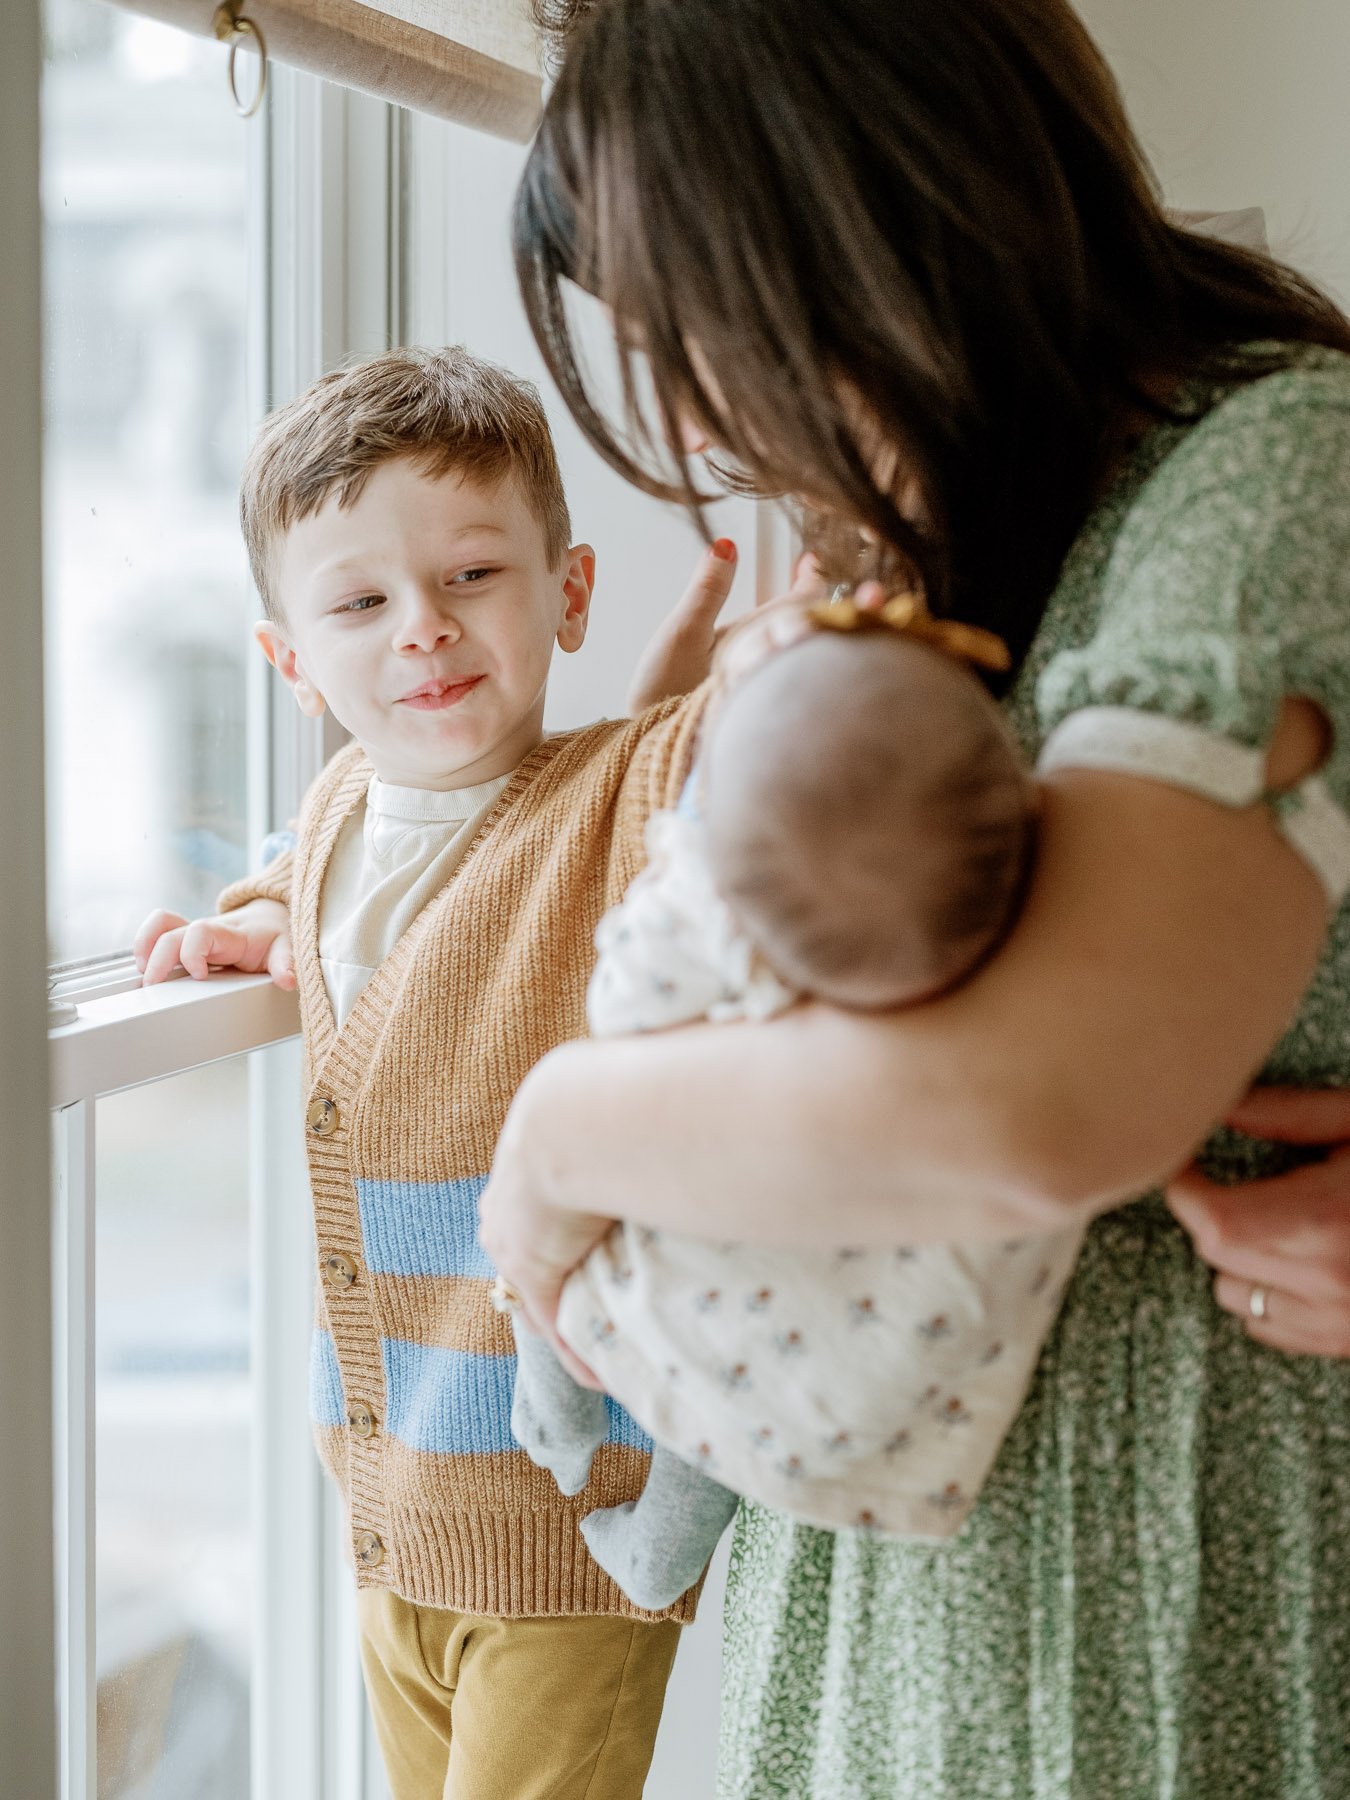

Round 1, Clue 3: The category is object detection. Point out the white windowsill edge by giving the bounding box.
[49,971,301,1109]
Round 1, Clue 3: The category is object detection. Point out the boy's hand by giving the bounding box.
[626,543,834,713]
[626,538,740,713]
[135,898,295,990]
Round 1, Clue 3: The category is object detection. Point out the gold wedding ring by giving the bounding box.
[490,1276,523,1315]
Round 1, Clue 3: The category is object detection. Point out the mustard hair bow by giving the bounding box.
[807,591,1011,675]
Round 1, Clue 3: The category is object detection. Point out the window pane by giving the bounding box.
[96,1060,252,1799]
[43,0,252,964]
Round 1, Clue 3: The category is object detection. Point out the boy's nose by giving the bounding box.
[394,593,463,654]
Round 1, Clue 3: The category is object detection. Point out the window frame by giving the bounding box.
[6,4,55,1788]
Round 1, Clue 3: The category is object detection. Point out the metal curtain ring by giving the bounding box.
[212,3,269,120]
[1249,1284,1269,1321]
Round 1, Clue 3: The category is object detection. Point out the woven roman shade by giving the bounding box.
[106,0,542,140]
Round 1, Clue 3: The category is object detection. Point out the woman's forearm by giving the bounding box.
[518,766,1328,1248]
[517,1003,1074,1246]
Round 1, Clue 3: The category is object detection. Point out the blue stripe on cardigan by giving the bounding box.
[356,1175,493,1279]
[310,1329,345,1427]
[380,1338,654,1457]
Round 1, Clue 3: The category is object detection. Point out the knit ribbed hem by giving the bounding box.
[371,1489,701,1624]
[315,1433,700,1625]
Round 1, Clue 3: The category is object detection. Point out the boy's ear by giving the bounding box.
[255,620,327,718]
[557,544,596,655]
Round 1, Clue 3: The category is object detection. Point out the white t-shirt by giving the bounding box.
[318,771,511,1025]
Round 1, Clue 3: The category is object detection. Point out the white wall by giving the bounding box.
[1076,0,1350,303]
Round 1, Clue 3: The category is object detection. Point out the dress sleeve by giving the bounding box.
[1034,367,1350,904]
[606,682,716,902]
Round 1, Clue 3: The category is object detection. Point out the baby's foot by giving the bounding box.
[580,1453,739,1609]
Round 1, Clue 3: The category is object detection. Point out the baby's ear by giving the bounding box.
[558,544,596,654]
[255,620,326,718]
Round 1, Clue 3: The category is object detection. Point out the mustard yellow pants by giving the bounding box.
[357,1588,682,1800]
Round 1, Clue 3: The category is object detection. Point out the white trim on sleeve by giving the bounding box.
[1037,706,1350,906]
[1278,777,1350,907]
[1038,706,1266,804]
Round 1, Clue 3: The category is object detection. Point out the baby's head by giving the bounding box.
[242,347,594,788]
[701,629,1036,1008]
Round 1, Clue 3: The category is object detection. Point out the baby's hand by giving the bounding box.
[135,898,295,990]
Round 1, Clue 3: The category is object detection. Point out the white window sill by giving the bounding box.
[49,971,300,1108]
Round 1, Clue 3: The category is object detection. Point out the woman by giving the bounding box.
[484,1,1350,1792]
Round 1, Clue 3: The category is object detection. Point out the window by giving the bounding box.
[43,0,252,967]
[93,1064,253,1799]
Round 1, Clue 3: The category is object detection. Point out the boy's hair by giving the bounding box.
[241,346,572,619]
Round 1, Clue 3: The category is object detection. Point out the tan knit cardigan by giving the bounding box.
[221,695,707,1622]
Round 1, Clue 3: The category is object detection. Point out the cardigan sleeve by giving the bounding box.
[217,739,368,916]
[217,846,294,915]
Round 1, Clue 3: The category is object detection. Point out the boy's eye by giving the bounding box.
[335,594,383,614]
[451,566,498,585]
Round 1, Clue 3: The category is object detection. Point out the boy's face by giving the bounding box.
[257,458,593,789]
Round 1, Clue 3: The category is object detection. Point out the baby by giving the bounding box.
[505,601,1084,1610]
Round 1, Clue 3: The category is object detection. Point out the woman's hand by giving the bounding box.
[1167,1087,1350,1357]
[478,1059,617,1386]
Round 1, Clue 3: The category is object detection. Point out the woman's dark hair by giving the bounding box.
[518,0,1350,681]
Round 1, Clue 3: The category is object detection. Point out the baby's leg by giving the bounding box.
[581,1451,739,1611]
[511,1325,610,1497]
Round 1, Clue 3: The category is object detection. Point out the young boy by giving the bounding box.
[135,347,714,1800]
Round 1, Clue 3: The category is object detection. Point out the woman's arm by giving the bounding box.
[484,713,1330,1273]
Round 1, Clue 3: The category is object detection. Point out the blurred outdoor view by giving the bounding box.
[44,3,257,1794]
[95,1062,253,1800]
[44,0,252,969]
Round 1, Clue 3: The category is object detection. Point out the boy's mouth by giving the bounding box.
[398,675,486,711]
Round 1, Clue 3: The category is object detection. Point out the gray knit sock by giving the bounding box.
[580,1449,739,1610]
[510,1325,610,1496]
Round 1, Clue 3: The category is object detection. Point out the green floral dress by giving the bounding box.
[718,347,1350,1799]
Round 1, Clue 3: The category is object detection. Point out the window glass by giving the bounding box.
[43,0,252,964]
[96,1059,252,1798]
